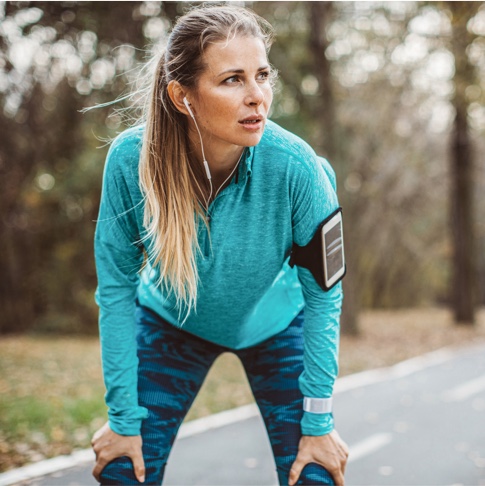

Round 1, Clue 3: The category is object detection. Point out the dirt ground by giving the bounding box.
[339,307,485,376]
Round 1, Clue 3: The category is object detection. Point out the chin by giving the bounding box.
[244,134,264,147]
[239,128,266,147]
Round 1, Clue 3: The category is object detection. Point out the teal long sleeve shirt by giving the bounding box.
[94,120,343,437]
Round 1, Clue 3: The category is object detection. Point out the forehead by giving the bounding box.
[201,35,268,76]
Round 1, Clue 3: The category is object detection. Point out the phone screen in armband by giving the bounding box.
[289,207,346,291]
[321,210,345,289]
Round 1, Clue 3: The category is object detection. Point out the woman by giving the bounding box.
[91,5,348,486]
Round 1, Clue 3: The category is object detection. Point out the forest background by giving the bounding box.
[1,1,484,336]
[1,0,485,472]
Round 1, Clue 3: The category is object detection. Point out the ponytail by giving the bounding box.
[138,5,274,321]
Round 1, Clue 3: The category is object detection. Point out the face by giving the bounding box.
[187,35,274,154]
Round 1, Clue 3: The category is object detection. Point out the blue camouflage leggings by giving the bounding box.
[100,303,334,485]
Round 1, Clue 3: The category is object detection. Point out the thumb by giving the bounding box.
[288,456,305,486]
[130,447,146,483]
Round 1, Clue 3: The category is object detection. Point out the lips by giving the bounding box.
[239,115,264,124]
[238,115,264,133]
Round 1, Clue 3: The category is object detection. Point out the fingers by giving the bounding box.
[340,443,349,475]
[332,430,350,476]
[91,422,110,445]
[91,440,112,483]
[331,465,345,486]
[329,433,348,485]
[130,447,146,483]
[321,452,345,486]
[288,454,306,486]
[92,459,107,483]
[91,447,145,484]
[91,430,107,483]
[290,433,348,486]
[90,423,145,483]
[289,453,344,486]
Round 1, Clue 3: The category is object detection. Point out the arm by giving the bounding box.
[289,156,348,484]
[94,129,149,435]
[92,130,149,482]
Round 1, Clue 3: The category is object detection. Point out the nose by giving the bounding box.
[245,80,264,107]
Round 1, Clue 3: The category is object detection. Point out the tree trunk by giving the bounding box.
[308,2,359,335]
[448,2,478,325]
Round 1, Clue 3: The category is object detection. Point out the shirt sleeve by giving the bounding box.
[94,130,149,436]
[291,155,343,436]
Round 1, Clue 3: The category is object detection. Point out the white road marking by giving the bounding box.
[348,433,393,463]
[177,403,259,439]
[335,347,455,394]
[442,375,485,402]
[0,406,260,486]
[0,449,95,486]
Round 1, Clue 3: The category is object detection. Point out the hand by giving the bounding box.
[91,421,145,483]
[288,430,349,486]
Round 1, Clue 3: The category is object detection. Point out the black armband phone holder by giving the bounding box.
[289,207,346,291]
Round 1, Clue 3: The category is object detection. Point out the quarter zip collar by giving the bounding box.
[238,146,254,183]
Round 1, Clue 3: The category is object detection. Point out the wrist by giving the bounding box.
[301,410,334,436]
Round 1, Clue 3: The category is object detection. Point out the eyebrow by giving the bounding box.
[216,65,270,77]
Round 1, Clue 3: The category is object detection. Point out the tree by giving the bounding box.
[307,1,359,335]
[256,1,453,318]
[447,1,481,324]
[0,2,151,333]
[2,1,483,335]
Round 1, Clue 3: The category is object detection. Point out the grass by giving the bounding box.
[1,307,485,472]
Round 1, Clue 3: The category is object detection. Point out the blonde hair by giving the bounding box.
[139,5,274,320]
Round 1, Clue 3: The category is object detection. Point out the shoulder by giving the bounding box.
[103,125,144,183]
[258,120,336,185]
[259,119,316,164]
[106,125,144,165]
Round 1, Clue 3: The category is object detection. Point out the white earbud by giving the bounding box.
[183,96,195,119]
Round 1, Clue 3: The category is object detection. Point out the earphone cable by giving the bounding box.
[191,112,243,215]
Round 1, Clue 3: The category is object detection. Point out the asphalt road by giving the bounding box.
[2,342,485,486]
[336,342,485,485]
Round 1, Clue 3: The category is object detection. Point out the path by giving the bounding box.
[2,342,484,485]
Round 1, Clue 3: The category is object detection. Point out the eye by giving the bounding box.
[257,70,270,81]
[223,75,240,84]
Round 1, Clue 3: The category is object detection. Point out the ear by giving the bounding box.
[167,80,192,116]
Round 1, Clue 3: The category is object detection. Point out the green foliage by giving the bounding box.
[0,336,252,471]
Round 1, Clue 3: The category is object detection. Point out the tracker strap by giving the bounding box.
[303,397,333,414]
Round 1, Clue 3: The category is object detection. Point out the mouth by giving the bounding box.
[238,115,264,129]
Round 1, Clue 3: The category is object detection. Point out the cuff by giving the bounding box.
[108,406,149,436]
[301,411,334,436]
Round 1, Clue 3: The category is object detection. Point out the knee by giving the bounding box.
[99,456,137,485]
[291,463,335,486]
[98,456,164,486]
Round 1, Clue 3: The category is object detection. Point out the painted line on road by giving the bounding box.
[177,403,259,439]
[442,374,485,402]
[348,433,393,463]
[335,346,457,394]
[0,406,260,486]
[0,449,95,486]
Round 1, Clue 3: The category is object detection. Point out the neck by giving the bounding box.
[188,127,243,178]
[187,121,245,208]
